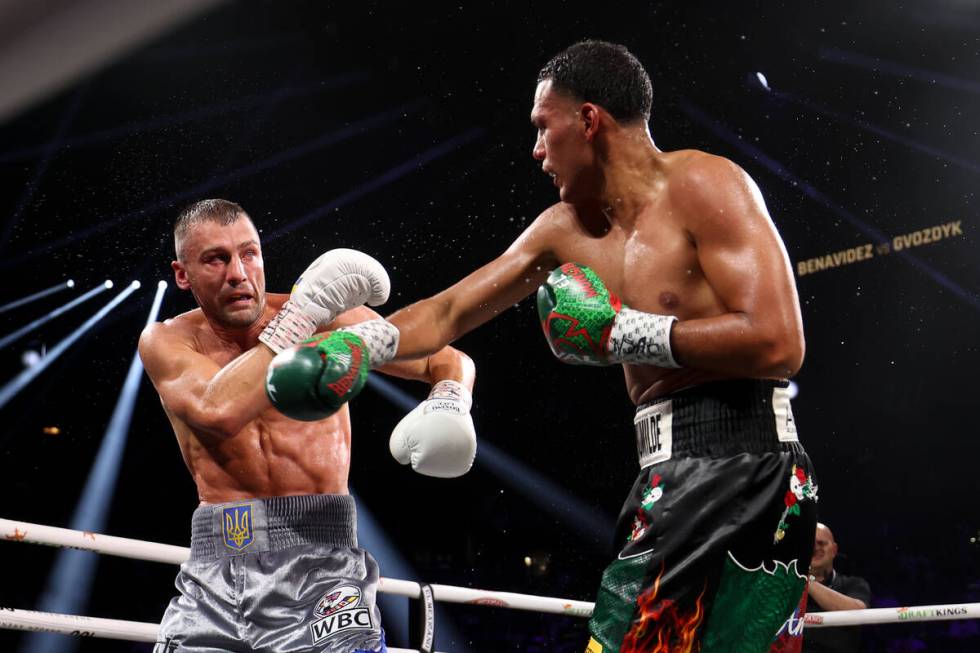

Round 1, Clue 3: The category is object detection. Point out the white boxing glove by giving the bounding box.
[259,248,390,353]
[390,380,477,478]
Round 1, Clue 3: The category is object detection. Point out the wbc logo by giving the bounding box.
[310,585,372,643]
[315,586,361,617]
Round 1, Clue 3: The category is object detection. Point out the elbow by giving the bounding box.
[191,403,244,440]
[756,331,805,378]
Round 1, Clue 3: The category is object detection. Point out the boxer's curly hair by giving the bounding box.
[538,40,652,124]
[174,198,249,261]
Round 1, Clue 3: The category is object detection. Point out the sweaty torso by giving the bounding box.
[165,302,351,505]
[547,150,734,404]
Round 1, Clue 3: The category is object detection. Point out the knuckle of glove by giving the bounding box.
[331,248,391,306]
[391,405,476,478]
[355,260,390,307]
[389,406,423,464]
[417,414,476,478]
[300,249,391,309]
[320,275,372,312]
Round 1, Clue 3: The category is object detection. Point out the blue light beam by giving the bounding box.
[0,281,139,410]
[0,101,426,270]
[19,280,165,653]
[352,492,471,652]
[678,99,980,312]
[0,73,371,165]
[774,89,980,176]
[0,281,111,351]
[819,46,980,96]
[0,279,74,315]
[0,87,85,250]
[266,127,487,243]
[365,375,614,551]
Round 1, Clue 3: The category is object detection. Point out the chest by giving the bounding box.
[197,336,248,369]
[555,209,706,316]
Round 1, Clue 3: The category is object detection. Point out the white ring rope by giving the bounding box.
[0,518,592,617]
[2,516,978,648]
[804,603,980,628]
[0,607,159,642]
[0,607,433,653]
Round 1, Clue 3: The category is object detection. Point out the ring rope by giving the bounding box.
[0,607,158,642]
[0,517,593,617]
[3,517,978,633]
[804,602,980,627]
[0,607,436,653]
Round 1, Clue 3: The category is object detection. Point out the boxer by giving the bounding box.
[140,199,477,653]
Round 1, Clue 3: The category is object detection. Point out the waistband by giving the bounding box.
[634,379,799,468]
[189,494,357,561]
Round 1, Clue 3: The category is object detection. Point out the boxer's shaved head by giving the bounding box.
[538,40,652,125]
[174,199,252,262]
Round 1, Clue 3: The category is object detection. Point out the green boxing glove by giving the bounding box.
[265,331,370,421]
[536,263,680,368]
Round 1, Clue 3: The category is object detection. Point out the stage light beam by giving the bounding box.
[1,101,427,270]
[267,127,487,243]
[678,99,979,312]
[0,282,138,410]
[0,281,112,351]
[19,281,166,653]
[0,279,75,315]
[365,375,614,550]
[352,491,471,653]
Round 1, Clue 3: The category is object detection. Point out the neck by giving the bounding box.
[205,297,274,349]
[587,125,663,228]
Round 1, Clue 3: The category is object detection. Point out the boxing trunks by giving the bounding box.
[587,380,817,653]
[155,494,386,653]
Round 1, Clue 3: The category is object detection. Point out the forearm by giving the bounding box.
[426,347,476,391]
[196,345,275,434]
[808,580,868,611]
[387,239,551,361]
[388,294,461,360]
[670,313,804,378]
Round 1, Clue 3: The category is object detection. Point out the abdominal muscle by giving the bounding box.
[167,405,353,505]
[624,364,734,406]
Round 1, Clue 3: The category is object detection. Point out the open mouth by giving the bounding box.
[226,293,254,306]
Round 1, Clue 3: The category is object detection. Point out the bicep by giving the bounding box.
[687,162,799,320]
[139,328,221,421]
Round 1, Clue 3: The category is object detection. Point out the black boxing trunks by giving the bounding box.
[586,380,817,653]
[154,494,386,653]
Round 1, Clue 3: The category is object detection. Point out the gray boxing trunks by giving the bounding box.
[154,494,386,653]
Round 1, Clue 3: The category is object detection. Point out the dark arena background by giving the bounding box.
[1,1,978,652]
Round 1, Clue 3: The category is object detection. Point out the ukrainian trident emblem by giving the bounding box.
[223,505,254,551]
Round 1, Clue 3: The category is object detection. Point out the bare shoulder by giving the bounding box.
[664,149,768,231]
[139,308,201,357]
[512,201,579,254]
[527,202,577,233]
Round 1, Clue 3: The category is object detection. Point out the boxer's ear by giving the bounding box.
[580,103,601,141]
[172,260,191,290]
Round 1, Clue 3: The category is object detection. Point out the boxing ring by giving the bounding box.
[2,517,977,652]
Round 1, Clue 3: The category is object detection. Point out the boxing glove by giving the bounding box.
[389,380,476,478]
